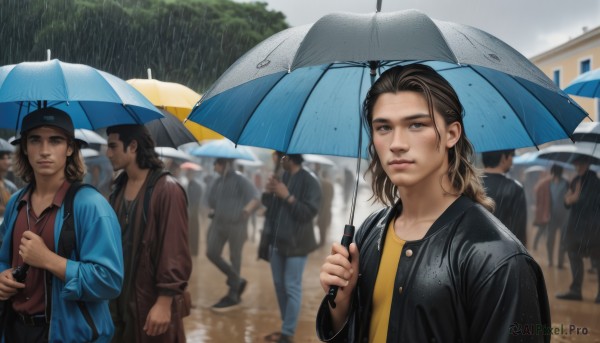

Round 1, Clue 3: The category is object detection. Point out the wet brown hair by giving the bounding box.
[14,129,86,184]
[363,64,494,211]
[106,125,163,170]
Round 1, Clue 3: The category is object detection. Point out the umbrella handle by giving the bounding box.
[326,224,355,308]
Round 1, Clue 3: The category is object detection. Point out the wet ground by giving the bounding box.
[184,183,600,342]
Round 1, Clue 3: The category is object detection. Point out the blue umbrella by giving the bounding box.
[0,59,163,130]
[187,10,587,157]
[189,139,257,161]
[564,68,600,98]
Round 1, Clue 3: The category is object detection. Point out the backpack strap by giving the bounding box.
[56,182,94,259]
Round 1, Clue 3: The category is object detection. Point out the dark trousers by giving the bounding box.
[206,221,246,298]
[568,250,600,295]
[5,316,49,343]
[535,224,567,266]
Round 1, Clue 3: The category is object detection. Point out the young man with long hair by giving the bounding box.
[0,107,123,342]
[317,65,550,342]
[106,125,192,342]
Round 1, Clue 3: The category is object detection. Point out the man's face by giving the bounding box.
[106,133,135,171]
[24,126,73,179]
[280,155,292,171]
[371,91,459,190]
[0,153,12,174]
[213,161,225,175]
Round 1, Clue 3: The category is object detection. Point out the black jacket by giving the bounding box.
[316,196,550,342]
[564,170,600,256]
[483,173,528,245]
[261,167,321,256]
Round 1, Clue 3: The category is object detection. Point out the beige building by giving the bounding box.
[530,26,600,121]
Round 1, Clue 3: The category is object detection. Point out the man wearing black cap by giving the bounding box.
[0,107,124,342]
[556,155,600,304]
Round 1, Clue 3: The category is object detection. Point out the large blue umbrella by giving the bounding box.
[187,10,587,157]
[0,59,163,130]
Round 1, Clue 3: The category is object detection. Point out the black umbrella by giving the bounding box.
[145,109,197,148]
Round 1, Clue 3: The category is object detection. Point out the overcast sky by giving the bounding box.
[234,0,600,58]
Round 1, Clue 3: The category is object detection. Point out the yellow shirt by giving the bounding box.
[369,221,405,342]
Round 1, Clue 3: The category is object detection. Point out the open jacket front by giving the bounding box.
[317,196,550,343]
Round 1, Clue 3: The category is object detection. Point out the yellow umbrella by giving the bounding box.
[127,78,222,141]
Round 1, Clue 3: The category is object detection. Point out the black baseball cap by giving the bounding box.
[11,107,86,146]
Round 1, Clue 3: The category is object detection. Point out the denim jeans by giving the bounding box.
[270,248,308,336]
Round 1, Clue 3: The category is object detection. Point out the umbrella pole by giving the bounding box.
[328,61,379,308]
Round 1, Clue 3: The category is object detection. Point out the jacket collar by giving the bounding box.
[375,195,475,251]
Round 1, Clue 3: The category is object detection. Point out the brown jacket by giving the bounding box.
[533,177,551,226]
[111,169,192,343]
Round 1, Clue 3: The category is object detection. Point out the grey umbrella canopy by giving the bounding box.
[145,109,196,148]
[203,9,558,98]
[538,142,600,165]
[572,121,600,143]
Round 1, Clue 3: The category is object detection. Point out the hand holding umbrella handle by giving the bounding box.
[327,224,355,309]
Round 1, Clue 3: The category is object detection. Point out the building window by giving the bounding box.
[553,69,560,87]
[580,59,591,74]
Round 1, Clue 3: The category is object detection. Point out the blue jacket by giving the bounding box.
[0,186,124,342]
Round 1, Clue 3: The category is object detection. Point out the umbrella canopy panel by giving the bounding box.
[572,121,600,143]
[75,129,107,145]
[189,10,587,157]
[190,139,257,161]
[127,78,223,141]
[191,61,586,156]
[0,59,163,131]
[145,109,197,148]
[538,142,600,165]
[564,68,600,98]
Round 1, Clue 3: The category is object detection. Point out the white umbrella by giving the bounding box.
[538,142,600,165]
[75,129,107,145]
[155,147,194,162]
[303,154,336,166]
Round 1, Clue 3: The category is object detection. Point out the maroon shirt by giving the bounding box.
[11,181,70,315]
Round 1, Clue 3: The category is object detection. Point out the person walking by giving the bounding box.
[481,149,528,245]
[556,155,600,304]
[262,152,321,343]
[106,125,192,342]
[0,107,124,342]
[533,164,570,267]
[317,65,550,342]
[206,158,259,311]
[184,166,203,257]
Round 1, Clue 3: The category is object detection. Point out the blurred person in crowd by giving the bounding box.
[317,65,549,342]
[183,164,203,257]
[206,158,259,312]
[481,149,528,245]
[262,152,321,343]
[0,108,123,342]
[106,125,192,342]
[556,155,600,304]
[0,146,17,217]
[317,169,334,247]
[533,164,570,267]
